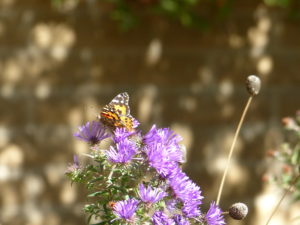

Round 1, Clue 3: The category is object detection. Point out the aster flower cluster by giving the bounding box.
[66,100,226,225]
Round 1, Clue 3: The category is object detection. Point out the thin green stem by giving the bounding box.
[108,164,117,182]
[216,96,253,205]
[265,173,300,225]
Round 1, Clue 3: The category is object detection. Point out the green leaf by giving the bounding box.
[160,0,178,12]
[291,150,299,164]
[90,176,105,183]
[88,190,109,197]
[264,0,290,7]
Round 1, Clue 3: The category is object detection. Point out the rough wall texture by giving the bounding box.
[0,0,300,224]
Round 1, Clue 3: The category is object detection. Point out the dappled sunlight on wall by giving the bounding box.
[0,2,81,224]
[171,123,193,160]
[145,38,162,67]
[257,55,273,75]
[60,180,77,204]
[0,144,24,181]
[32,23,75,62]
[137,85,161,125]
[248,5,274,79]
[255,184,285,225]
[190,66,215,94]
[35,81,52,99]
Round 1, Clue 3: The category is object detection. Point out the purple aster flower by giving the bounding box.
[133,118,140,128]
[106,138,138,163]
[143,125,185,177]
[166,199,179,213]
[144,125,183,163]
[113,127,135,143]
[145,142,178,177]
[72,155,80,168]
[113,199,139,221]
[182,202,201,219]
[74,121,110,145]
[173,215,190,225]
[65,155,81,174]
[152,211,175,225]
[205,202,225,225]
[168,166,203,218]
[138,183,167,204]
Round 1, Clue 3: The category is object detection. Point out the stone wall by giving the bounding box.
[1,0,300,224]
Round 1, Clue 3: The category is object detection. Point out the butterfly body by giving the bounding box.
[98,92,135,131]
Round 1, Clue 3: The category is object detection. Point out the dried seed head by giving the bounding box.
[228,202,248,220]
[246,75,261,96]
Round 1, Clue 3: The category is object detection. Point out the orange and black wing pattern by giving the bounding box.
[99,92,134,131]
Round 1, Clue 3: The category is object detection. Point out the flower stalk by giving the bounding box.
[216,96,253,205]
[265,173,300,225]
[216,75,261,205]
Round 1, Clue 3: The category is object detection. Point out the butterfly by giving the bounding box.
[98,92,135,131]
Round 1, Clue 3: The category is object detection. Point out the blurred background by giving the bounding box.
[0,0,300,224]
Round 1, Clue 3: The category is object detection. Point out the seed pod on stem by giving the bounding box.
[228,202,248,220]
[246,75,261,96]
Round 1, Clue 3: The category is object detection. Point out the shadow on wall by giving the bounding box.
[0,0,300,225]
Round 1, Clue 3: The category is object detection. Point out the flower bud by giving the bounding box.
[282,164,292,174]
[261,173,270,182]
[228,202,248,220]
[266,149,276,157]
[246,75,261,96]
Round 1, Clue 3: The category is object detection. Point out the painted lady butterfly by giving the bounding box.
[98,92,135,131]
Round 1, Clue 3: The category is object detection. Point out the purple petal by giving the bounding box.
[205,202,226,225]
[152,211,175,225]
[106,139,138,163]
[73,121,110,144]
[113,199,139,221]
[138,184,167,204]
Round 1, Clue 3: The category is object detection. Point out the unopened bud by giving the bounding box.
[261,174,270,182]
[246,75,261,96]
[266,149,276,157]
[282,164,292,174]
[228,202,248,220]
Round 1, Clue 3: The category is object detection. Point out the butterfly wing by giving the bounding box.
[109,92,130,116]
[99,92,134,130]
[119,114,134,131]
